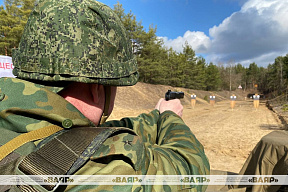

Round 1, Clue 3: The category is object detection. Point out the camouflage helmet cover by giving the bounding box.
[12,0,138,87]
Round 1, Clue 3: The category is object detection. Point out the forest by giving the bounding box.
[1,0,287,96]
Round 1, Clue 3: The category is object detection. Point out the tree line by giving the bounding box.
[0,0,34,56]
[1,0,288,96]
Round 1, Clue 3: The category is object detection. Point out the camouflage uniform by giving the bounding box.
[0,77,209,191]
[0,0,210,191]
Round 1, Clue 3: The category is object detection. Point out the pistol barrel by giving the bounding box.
[165,90,184,101]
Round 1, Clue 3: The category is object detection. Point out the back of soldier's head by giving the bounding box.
[12,0,138,92]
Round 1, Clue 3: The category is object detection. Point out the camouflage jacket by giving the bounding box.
[0,77,210,192]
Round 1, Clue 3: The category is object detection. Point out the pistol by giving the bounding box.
[165,90,184,101]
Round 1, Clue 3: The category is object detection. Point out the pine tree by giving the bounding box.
[194,57,207,90]
[247,62,260,90]
[0,0,35,56]
[205,63,221,91]
[181,42,197,88]
[166,48,182,87]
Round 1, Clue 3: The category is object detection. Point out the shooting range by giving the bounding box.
[0,56,15,78]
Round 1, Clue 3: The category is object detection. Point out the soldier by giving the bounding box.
[191,93,197,109]
[235,131,288,192]
[0,0,209,191]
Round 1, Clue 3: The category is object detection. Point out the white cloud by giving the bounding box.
[161,0,288,67]
[238,51,288,66]
[159,31,211,53]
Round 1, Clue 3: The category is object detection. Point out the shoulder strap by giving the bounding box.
[18,127,134,191]
[0,125,63,162]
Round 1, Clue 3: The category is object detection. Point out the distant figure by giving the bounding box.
[209,94,216,107]
[191,93,196,109]
[230,94,237,110]
[253,93,260,110]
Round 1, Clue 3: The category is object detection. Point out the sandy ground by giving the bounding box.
[107,82,284,174]
[182,99,283,173]
[109,98,283,174]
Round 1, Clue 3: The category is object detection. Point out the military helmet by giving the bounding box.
[12,0,138,90]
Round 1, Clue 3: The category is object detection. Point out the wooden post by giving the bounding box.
[253,93,260,110]
[210,94,216,107]
[191,93,196,109]
[230,94,236,110]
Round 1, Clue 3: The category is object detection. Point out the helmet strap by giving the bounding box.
[99,86,111,125]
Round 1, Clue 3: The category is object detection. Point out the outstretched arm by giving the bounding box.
[102,99,210,191]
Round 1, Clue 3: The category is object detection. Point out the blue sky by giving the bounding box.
[99,0,288,67]
[1,0,288,67]
[99,0,242,39]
